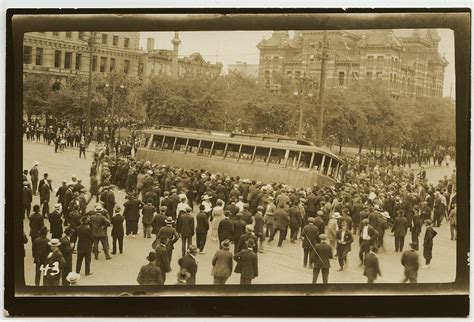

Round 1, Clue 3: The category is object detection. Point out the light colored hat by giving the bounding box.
[382,211,390,219]
[48,238,61,247]
[220,239,231,249]
[319,234,327,240]
[332,212,341,219]
[245,224,254,232]
[165,216,174,224]
[147,170,153,175]
[66,272,81,283]
[23,182,29,186]
[34,161,39,166]
[67,181,75,186]
[61,179,67,183]
[54,204,62,211]
[95,204,103,211]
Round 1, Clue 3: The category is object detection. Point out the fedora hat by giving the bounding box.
[220,240,231,250]
[95,204,103,211]
[165,217,174,224]
[177,269,191,282]
[187,245,198,254]
[66,272,81,283]
[48,238,61,247]
[146,251,157,262]
[245,239,255,248]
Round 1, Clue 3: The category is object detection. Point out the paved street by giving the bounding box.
[23,139,456,286]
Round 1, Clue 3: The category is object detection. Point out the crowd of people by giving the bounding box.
[23,130,457,286]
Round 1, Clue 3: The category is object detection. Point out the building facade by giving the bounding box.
[228,62,259,78]
[257,29,448,98]
[138,33,222,79]
[23,31,142,83]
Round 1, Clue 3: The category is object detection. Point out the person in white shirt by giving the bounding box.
[176,197,188,218]
[201,195,213,221]
[235,196,245,213]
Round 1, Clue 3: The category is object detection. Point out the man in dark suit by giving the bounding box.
[392,210,409,252]
[89,204,112,260]
[232,213,247,254]
[29,162,39,195]
[111,206,125,254]
[156,217,180,262]
[358,218,379,265]
[211,240,233,284]
[176,208,195,257]
[39,178,53,218]
[56,180,67,208]
[154,236,172,284]
[29,204,44,255]
[233,239,258,284]
[76,216,94,276]
[271,204,290,247]
[137,251,163,285]
[123,194,143,237]
[33,226,49,286]
[301,217,320,268]
[141,199,155,239]
[422,219,438,269]
[237,224,258,254]
[63,183,74,222]
[336,221,354,271]
[42,238,66,286]
[363,246,382,283]
[59,227,73,286]
[178,245,198,285]
[49,204,63,239]
[195,205,209,254]
[160,192,174,219]
[401,242,420,283]
[151,206,168,237]
[23,182,33,219]
[313,211,326,235]
[312,234,333,284]
[218,212,234,247]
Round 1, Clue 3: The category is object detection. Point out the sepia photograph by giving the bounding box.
[4,10,470,317]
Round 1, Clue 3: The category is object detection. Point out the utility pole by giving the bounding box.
[86,32,95,146]
[315,30,328,147]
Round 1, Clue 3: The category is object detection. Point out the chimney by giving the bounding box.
[147,38,155,51]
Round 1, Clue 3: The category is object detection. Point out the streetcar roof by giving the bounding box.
[138,126,343,162]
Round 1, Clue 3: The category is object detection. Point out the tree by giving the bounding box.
[23,74,54,118]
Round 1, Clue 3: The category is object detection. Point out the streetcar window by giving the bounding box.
[150,135,164,150]
[225,143,240,159]
[174,137,187,152]
[322,156,331,175]
[268,148,286,166]
[240,145,255,162]
[141,134,151,148]
[254,146,270,163]
[329,160,338,178]
[162,136,175,151]
[313,153,323,171]
[198,140,212,156]
[187,139,200,153]
[287,150,300,168]
[212,141,226,157]
[299,151,312,169]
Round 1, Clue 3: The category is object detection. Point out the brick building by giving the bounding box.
[228,61,259,78]
[23,31,142,83]
[257,29,448,98]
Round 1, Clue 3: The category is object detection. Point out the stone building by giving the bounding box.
[23,31,142,83]
[228,61,259,78]
[257,29,447,98]
[138,33,222,79]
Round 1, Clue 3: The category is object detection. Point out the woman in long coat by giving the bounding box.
[211,199,225,241]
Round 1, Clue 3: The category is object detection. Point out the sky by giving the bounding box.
[140,29,455,98]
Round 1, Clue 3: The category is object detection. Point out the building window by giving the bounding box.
[52,32,59,36]
[376,72,382,79]
[367,56,374,67]
[65,32,72,39]
[377,56,384,65]
[78,32,85,40]
[92,55,98,72]
[64,52,72,69]
[338,71,345,86]
[110,58,116,72]
[23,46,32,64]
[124,60,130,74]
[54,50,62,68]
[75,53,82,70]
[35,48,43,66]
[102,33,108,45]
[113,35,119,46]
[124,37,130,48]
[366,72,372,79]
[295,70,301,78]
[287,70,292,77]
[100,57,107,72]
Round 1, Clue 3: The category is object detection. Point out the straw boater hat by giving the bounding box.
[66,272,81,284]
[245,224,254,232]
[95,204,103,211]
[319,234,327,240]
[54,204,62,211]
[382,211,390,219]
[34,161,39,166]
[332,212,342,219]
[202,194,210,200]
[165,217,174,225]
[48,239,61,247]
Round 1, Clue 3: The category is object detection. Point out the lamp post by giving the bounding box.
[294,86,314,138]
[105,80,125,151]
